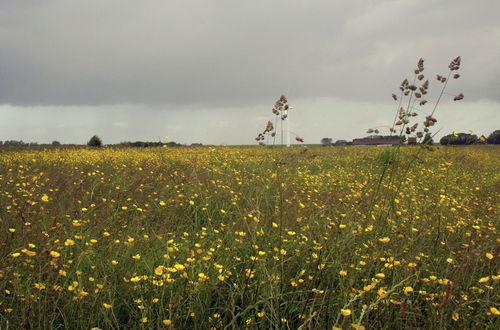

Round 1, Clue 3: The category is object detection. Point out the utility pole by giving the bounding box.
[286,106,293,147]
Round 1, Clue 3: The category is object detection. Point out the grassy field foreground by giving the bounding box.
[0,146,499,329]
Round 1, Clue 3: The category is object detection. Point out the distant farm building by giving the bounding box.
[407,137,417,145]
[352,135,402,146]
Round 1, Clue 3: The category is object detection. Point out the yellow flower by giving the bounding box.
[377,288,387,297]
[103,303,113,309]
[22,249,36,257]
[132,254,141,260]
[41,194,49,202]
[67,281,79,291]
[452,313,459,321]
[154,266,164,275]
[141,317,148,323]
[490,307,500,315]
[351,324,366,330]
[339,270,347,276]
[78,290,89,297]
[478,276,490,283]
[50,251,60,258]
[174,263,185,271]
[64,239,75,246]
[485,253,494,260]
[446,258,454,264]
[34,283,46,290]
[11,252,21,258]
[162,319,172,326]
[375,273,385,279]
[198,273,209,282]
[403,286,414,295]
[340,309,351,316]
[111,260,119,265]
[378,237,390,243]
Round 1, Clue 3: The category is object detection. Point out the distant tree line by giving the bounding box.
[87,135,187,148]
[118,141,183,148]
[438,130,500,145]
[0,140,40,146]
[487,130,500,144]
[440,133,478,145]
[0,140,79,147]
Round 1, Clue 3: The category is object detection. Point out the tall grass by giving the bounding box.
[0,146,498,329]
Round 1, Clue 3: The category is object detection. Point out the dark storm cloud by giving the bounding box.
[0,0,499,107]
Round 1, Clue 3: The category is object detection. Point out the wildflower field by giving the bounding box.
[0,146,498,329]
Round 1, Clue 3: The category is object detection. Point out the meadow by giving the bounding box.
[0,145,498,329]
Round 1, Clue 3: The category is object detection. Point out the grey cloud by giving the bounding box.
[1,0,499,107]
[0,1,499,146]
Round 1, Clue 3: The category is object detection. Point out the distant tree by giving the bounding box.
[440,132,477,145]
[321,138,332,146]
[87,135,103,147]
[487,130,500,144]
[4,140,25,146]
[52,141,62,146]
[422,133,434,145]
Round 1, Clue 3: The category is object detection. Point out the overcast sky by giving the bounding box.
[1,0,499,145]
